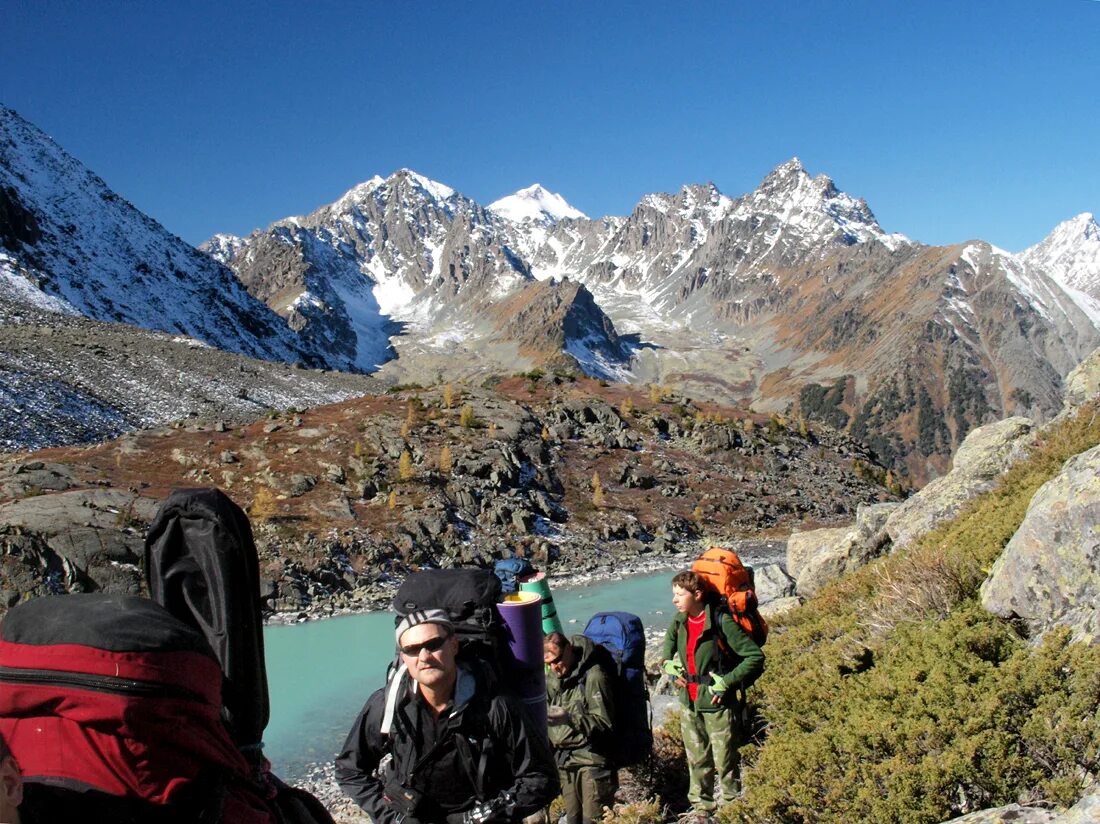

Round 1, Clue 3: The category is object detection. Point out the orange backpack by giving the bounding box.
[691,546,769,647]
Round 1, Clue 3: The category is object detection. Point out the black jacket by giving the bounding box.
[335,664,559,824]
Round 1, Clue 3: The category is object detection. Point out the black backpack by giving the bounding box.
[144,487,335,824]
[581,611,653,769]
[391,567,516,677]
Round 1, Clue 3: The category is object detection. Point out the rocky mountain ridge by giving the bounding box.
[2,103,1097,486]
[0,105,318,365]
[0,375,897,616]
[215,159,1099,483]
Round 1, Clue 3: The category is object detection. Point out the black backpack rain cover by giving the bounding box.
[144,487,270,749]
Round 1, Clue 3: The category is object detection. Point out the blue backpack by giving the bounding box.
[493,556,535,595]
[582,611,653,768]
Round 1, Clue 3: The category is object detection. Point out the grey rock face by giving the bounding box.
[1062,345,1100,411]
[787,526,855,597]
[752,561,796,604]
[0,487,159,605]
[885,417,1035,551]
[785,502,897,597]
[980,443,1100,644]
[939,804,1057,823]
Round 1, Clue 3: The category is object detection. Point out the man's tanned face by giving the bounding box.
[399,622,459,692]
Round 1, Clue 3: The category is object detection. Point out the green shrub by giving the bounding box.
[726,400,1100,823]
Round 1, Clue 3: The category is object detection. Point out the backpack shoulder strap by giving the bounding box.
[710,605,737,668]
[380,662,409,736]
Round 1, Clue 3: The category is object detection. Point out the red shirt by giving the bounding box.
[685,612,706,702]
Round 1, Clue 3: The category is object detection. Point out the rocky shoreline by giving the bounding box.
[261,550,693,626]
[260,537,789,626]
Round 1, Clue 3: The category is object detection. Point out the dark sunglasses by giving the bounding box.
[400,634,452,657]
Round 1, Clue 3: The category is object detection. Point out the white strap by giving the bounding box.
[380,662,409,735]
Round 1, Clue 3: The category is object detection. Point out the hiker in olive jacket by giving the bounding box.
[661,571,764,816]
[543,632,616,824]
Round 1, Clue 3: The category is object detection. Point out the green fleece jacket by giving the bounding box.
[545,635,616,769]
[661,603,765,712]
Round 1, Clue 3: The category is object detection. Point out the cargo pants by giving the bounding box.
[560,765,617,824]
[681,706,740,813]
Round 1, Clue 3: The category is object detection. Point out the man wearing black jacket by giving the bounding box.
[336,609,559,824]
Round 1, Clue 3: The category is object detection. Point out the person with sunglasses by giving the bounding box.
[542,631,617,824]
[336,609,559,824]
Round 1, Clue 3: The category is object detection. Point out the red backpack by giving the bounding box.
[0,592,277,822]
[691,546,769,646]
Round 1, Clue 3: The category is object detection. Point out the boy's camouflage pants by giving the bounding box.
[682,706,741,812]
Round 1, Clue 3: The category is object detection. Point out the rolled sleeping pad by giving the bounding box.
[497,591,547,735]
[519,572,563,636]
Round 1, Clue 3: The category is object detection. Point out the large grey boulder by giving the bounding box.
[786,502,897,597]
[0,488,160,606]
[787,525,854,597]
[938,790,1100,824]
[752,561,796,606]
[885,417,1035,551]
[759,596,801,620]
[1062,345,1100,411]
[980,443,1100,644]
[939,804,1056,823]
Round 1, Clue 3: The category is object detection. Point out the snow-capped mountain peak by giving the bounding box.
[737,158,905,249]
[331,175,387,211]
[1022,212,1100,301]
[200,232,246,265]
[395,169,456,202]
[489,184,587,225]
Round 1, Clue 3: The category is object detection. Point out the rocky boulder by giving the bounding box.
[939,790,1100,824]
[939,804,1057,823]
[1062,345,1100,411]
[885,417,1035,551]
[0,488,159,603]
[753,561,795,604]
[786,502,897,596]
[980,443,1100,644]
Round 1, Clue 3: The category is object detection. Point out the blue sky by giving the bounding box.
[3,1,1097,251]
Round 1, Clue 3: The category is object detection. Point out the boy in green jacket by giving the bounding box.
[661,571,764,819]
